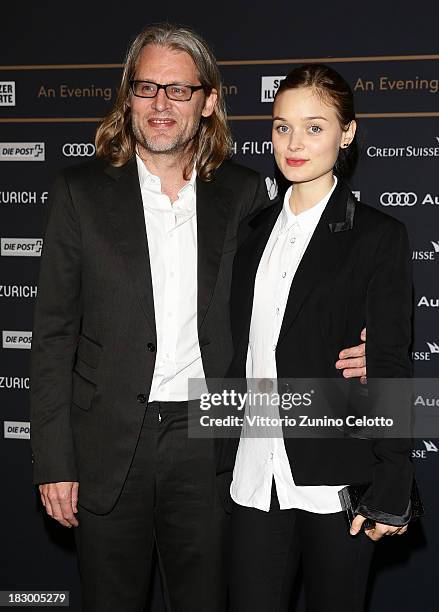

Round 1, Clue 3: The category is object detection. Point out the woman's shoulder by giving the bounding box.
[353,196,408,239]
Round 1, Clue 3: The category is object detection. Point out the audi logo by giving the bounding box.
[380,192,417,206]
[62,143,95,157]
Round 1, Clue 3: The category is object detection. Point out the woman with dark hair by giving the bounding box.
[224,64,413,611]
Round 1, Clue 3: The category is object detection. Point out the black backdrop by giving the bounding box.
[1,1,438,610]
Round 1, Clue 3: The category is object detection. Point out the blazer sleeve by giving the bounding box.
[30,172,82,485]
[360,220,414,519]
[239,171,271,222]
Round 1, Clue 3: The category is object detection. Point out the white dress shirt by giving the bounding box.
[136,154,205,402]
[231,176,346,513]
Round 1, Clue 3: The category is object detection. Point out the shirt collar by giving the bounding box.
[280,175,338,234]
[135,153,197,202]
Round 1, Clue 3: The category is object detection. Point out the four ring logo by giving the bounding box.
[62,143,95,157]
[380,192,417,206]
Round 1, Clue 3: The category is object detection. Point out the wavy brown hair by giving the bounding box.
[95,23,232,181]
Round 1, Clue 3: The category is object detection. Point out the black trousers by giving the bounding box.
[74,401,229,612]
[229,483,375,612]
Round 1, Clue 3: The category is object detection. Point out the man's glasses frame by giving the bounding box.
[130,80,205,101]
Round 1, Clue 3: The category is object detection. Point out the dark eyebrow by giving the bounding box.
[272,115,329,122]
[303,115,329,121]
[134,79,193,86]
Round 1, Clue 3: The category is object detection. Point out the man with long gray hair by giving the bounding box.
[30,22,366,611]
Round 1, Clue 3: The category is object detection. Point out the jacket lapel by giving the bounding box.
[277,181,356,345]
[196,177,234,334]
[104,159,156,339]
[232,200,282,351]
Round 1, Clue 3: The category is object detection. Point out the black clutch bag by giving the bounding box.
[338,479,424,530]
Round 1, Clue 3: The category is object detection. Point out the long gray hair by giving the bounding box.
[95,23,232,181]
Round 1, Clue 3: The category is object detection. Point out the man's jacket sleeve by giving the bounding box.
[30,172,82,484]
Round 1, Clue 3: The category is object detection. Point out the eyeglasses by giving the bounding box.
[130,80,205,101]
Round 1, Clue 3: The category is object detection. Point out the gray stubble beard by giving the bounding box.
[131,117,201,156]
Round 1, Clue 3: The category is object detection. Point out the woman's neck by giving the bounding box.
[289,171,335,215]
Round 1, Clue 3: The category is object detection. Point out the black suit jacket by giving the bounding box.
[221,179,414,517]
[30,157,269,514]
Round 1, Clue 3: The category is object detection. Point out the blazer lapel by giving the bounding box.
[232,200,282,350]
[196,177,234,334]
[104,159,156,339]
[277,182,357,345]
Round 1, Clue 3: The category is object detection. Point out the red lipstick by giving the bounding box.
[286,158,308,167]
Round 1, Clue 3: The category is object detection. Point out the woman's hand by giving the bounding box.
[350,514,408,541]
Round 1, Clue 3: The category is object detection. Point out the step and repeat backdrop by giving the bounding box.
[1,6,438,611]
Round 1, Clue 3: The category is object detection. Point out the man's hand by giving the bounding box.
[39,481,79,528]
[335,327,367,384]
[350,514,408,541]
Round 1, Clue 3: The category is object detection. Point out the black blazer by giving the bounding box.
[221,179,414,517]
[30,157,269,514]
